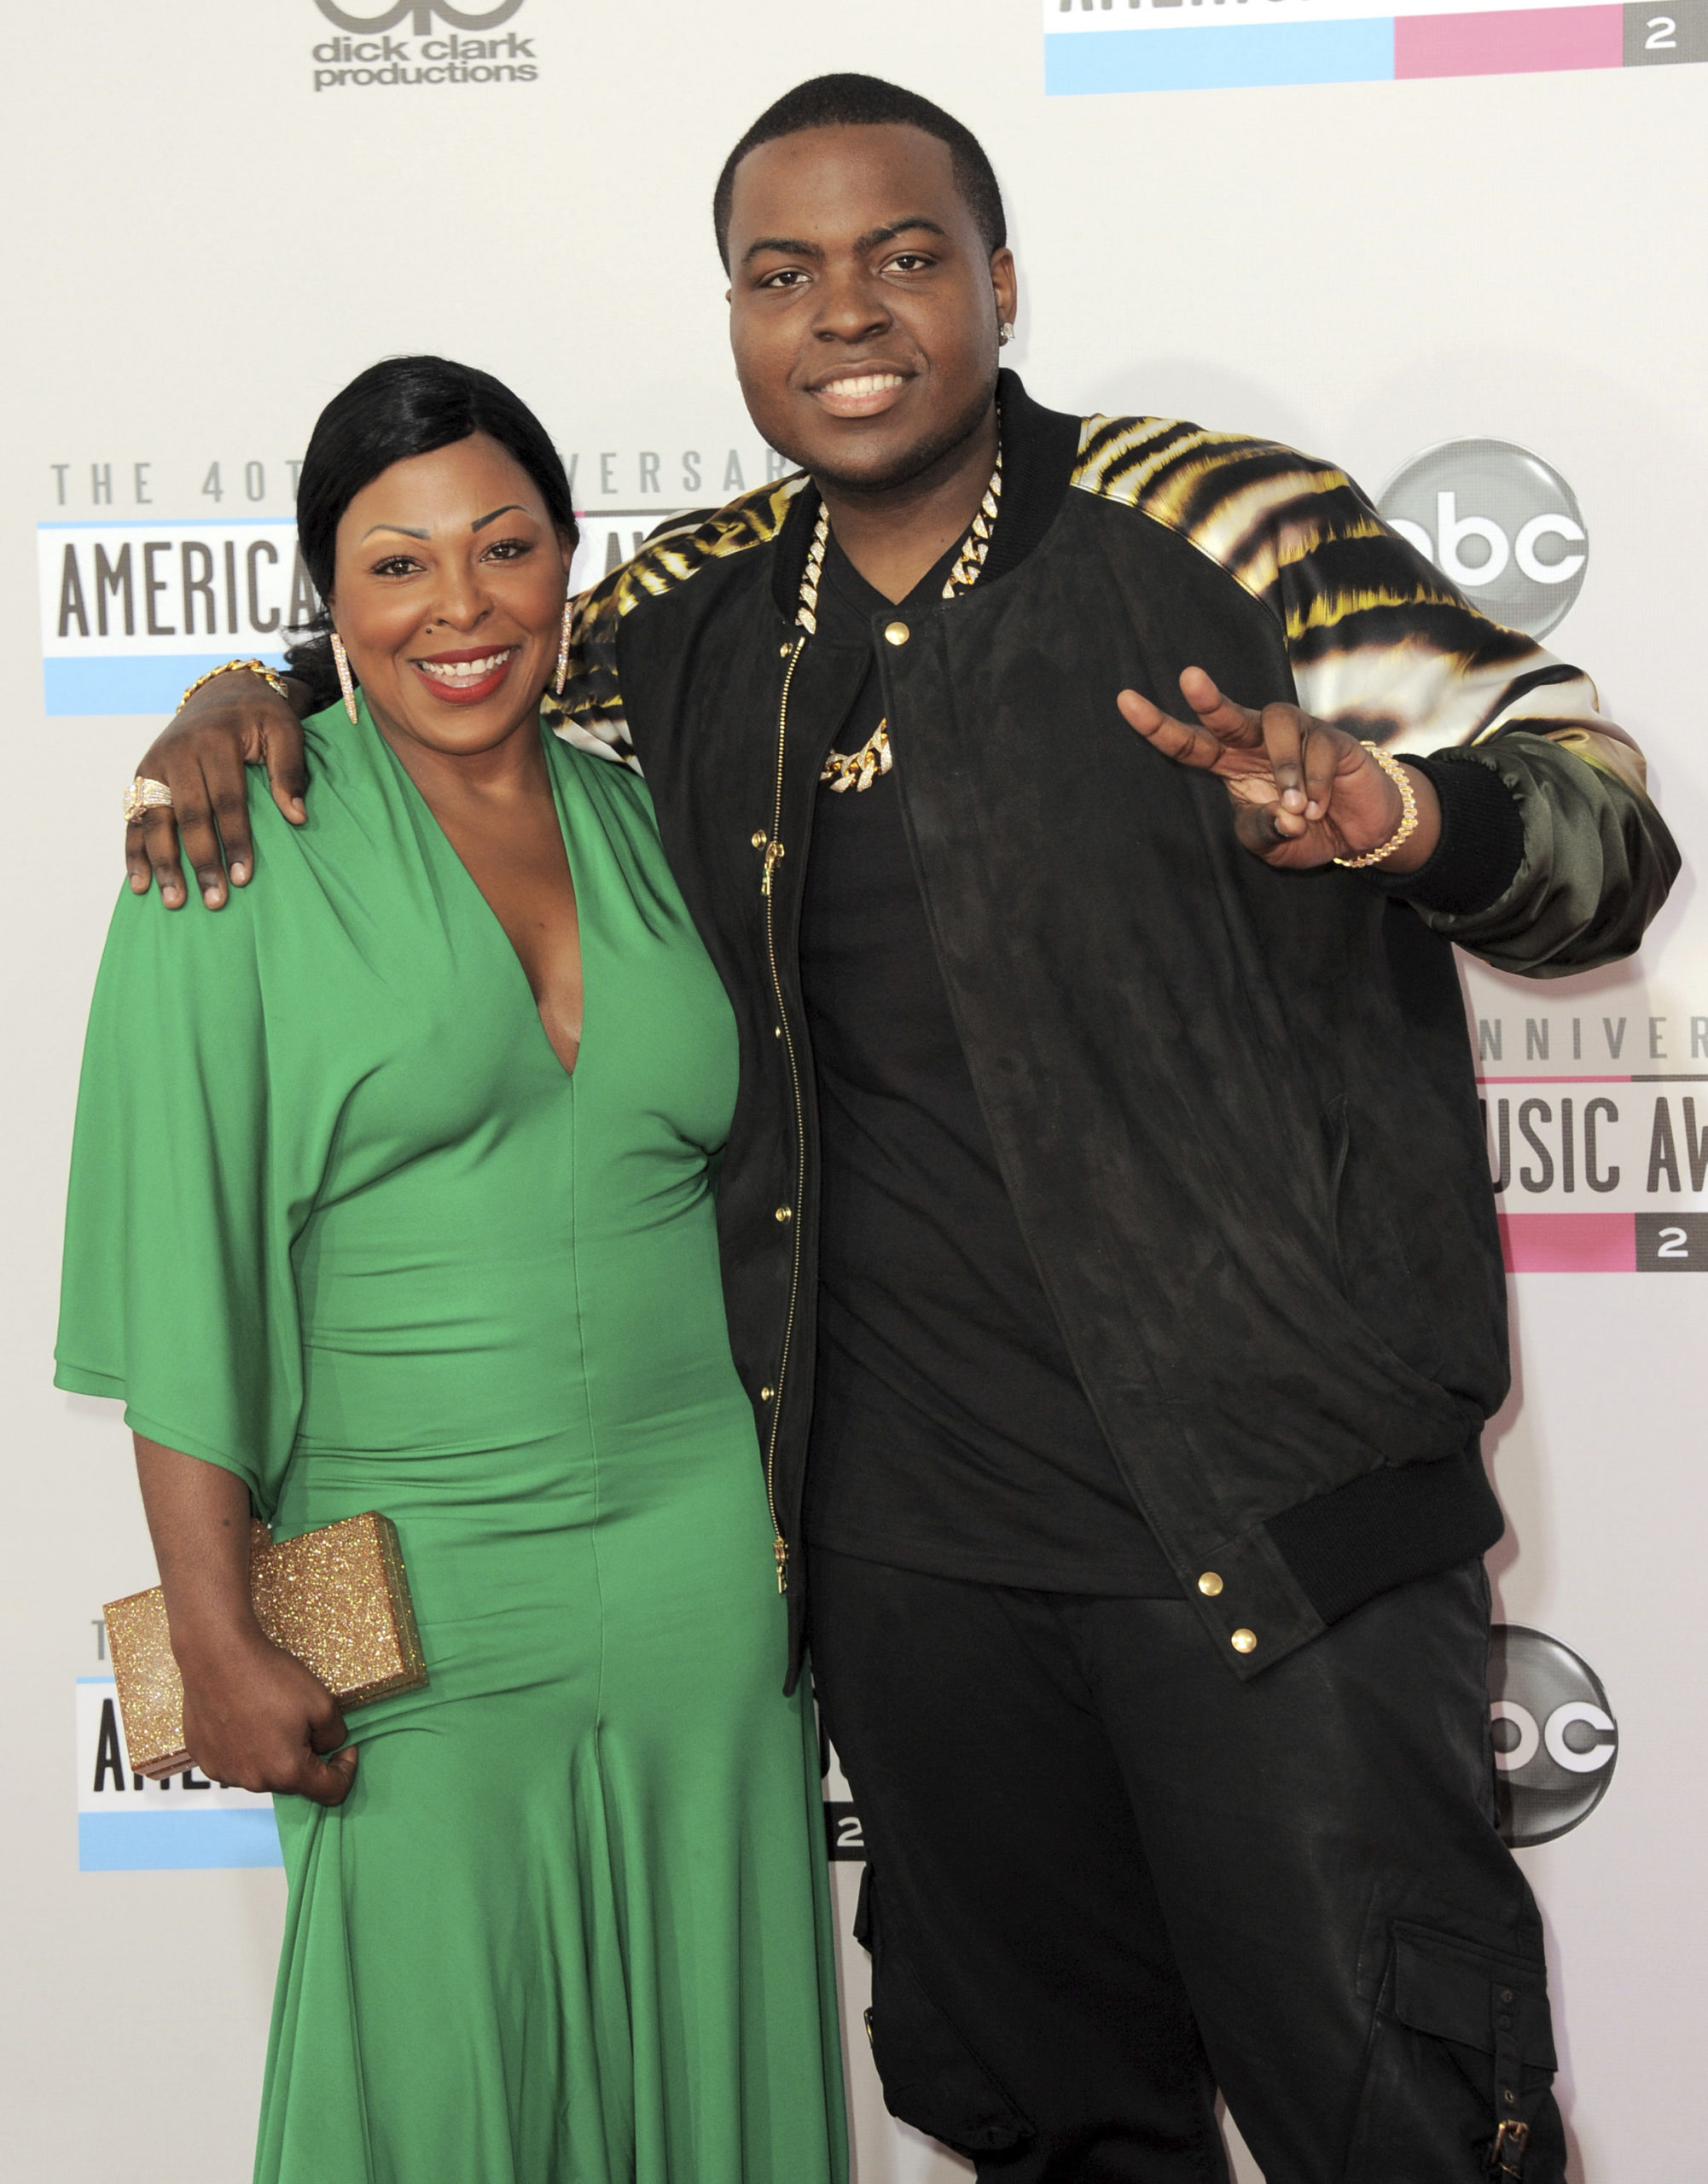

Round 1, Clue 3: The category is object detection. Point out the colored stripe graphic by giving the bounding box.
[1496,1213,1708,1271]
[78,1809,282,1872]
[1046,19,1392,89]
[1046,0,1706,90]
[1397,3,1622,72]
[1499,1212,1635,1272]
[44,655,286,717]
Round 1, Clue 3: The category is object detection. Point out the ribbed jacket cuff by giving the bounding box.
[1364,750,1526,916]
[1265,1441,1504,1628]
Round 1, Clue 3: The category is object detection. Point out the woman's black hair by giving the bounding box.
[284,355,579,711]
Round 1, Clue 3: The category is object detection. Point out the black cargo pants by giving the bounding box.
[809,1548,1565,2183]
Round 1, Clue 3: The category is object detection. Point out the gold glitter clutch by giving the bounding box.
[104,1511,428,1780]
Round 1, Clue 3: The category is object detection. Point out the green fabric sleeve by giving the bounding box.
[55,874,310,1512]
[1402,729,1681,977]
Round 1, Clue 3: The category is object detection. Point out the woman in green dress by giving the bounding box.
[55,357,847,2184]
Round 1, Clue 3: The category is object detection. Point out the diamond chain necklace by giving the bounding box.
[800,427,1003,793]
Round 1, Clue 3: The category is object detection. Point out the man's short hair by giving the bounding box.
[712,73,1008,272]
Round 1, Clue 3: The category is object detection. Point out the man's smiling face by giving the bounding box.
[725,121,1016,493]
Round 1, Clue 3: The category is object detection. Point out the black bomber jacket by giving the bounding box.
[553,373,1677,1683]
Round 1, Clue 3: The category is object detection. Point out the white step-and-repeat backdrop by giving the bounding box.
[4,3,1704,2177]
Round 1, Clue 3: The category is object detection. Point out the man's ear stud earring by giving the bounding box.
[998,322,1015,346]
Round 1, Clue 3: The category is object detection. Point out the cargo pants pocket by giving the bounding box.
[854,1866,1035,2158]
[1344,1920,1563,2182]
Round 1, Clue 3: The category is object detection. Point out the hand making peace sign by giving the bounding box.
[1118,666,1442,874]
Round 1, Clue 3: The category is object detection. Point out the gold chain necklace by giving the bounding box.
[801,431,1003,793]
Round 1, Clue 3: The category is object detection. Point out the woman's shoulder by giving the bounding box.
[236,698,392,857]
[105,702,386,970]
[91,705,422,1039]
[274,698,377,801]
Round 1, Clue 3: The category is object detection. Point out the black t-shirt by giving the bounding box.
[798,532,1179,1594]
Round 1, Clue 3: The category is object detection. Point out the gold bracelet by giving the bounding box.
[179,658,289,711]
[1333,742,1420,868]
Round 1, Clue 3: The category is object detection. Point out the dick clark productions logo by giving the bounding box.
[1490,1626,1618,1848]
[315,1,524,24]
[1379,440,1589,641]
[310,0,535,90]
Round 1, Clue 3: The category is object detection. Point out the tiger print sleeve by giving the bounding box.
[1265,463,1677,976]
[542,563,639,770]
[541,479,810,775]
[1073,417,1679,976]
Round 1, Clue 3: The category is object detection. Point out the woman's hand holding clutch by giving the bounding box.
[176,1623,358,1805]
[132,1434,359,1806]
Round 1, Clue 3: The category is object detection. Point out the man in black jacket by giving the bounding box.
[131,73,1674,2184]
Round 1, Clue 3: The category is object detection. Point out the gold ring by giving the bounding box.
[123,777,173,824]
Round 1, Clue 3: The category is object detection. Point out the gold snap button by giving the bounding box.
[775,1205,793,1223]
[751,830,768,849]
[760,1386,775,1401]
[1230,1629,1257,1654]
[884,621,909,647]
[1198,1572,1223,1597]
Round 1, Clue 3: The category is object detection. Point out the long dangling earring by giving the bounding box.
[554,594,573,697]
[329,630,358,724]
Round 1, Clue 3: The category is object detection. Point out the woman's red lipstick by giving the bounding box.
[410,645,519,706]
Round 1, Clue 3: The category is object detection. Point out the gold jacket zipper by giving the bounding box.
[758,634,807,1592]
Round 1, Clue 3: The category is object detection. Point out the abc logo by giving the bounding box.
[1378,439,1588,641]
[1490,1625,1618,1848]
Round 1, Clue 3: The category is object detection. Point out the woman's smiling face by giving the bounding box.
[329,432,572,758]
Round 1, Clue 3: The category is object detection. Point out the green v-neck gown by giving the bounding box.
[56,701,848,2184]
